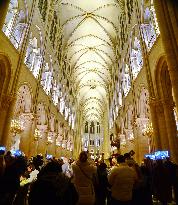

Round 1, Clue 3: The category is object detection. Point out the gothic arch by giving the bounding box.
[155,56,178,161]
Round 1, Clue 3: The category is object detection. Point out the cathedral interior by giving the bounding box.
[0,0,178,164]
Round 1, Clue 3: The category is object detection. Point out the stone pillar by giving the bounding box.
[0,0,10,30]
[154,0,178,112]
[135,118,150,164]
[149,98,162,150]
[0,94,16,146]
[162,99,178,163]
[103,113,110,159]
[154,100,169,150]
[37,125,47,156]
[29,119,37,157]
[19,113,34,156]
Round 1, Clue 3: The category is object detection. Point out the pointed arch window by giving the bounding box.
[24,35,42,78]
[3,0,27,49]
[141,6,160,51]
[122,64,131,96]
[130,37,143,80]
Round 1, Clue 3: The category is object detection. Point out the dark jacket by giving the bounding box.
[28,172,78,205]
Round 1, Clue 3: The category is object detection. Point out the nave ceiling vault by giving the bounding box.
[60,0,122,122]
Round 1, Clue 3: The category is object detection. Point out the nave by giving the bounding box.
[0,0,178,204]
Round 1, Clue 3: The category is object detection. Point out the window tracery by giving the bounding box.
[41,62,53,95]
[3,0,27,49]
[130,37,143,80]
[122,64,131,96]
[25,36,42,78]
[141,6,160,51]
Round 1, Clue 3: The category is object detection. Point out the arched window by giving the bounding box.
[141,6,160,51]
[130,37,143,80]
[25,35,42,78]
[3,0,27,49]
[52,80,60,105]
[41,61,53,95]
[59,96,65,114]
[71,113,75,129]
[122,64,131,96]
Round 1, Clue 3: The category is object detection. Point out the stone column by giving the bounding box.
[135,118,150,164]
[162,99,178,163]
[19,113,34,156]
[28,119,37,157]
[154,0,178,112]
[149,98,162,150]
[154,100,169,150]
[37,125,47,156]
[0,93,16,146]
[0,0,10,30]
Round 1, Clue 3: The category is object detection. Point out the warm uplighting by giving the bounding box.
[10,119,24,135]
[128,132,134,143]
[47,132,53,145]
[120,139,126,147]
[56,141,61,146]
[47,137,53,145]
[34,128,42,141]
[142,122,153,138]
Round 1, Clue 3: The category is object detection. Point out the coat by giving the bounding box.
[72,161,97,205]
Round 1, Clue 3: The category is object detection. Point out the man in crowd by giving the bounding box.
[108,155,137,205]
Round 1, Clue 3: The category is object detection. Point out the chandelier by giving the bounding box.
[142,122,153,138]
[56,141,61,146]
[47,133,53,145]
[34,128,42,141]
[10,119,24,135]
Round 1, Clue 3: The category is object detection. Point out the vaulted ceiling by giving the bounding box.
[60,0,122,122]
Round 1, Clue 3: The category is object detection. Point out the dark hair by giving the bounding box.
[99,162,107,169]
[43,161,62,173]
[117,155,125,163]
[79,151,88,163]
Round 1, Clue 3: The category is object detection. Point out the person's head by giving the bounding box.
[27,162,35,172]
[79,151,88,163]
[43,161,62,173]
[99,162,107,170]
[117,155,125,164]
[6,151,11,156]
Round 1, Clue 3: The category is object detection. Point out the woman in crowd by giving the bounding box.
[72,151,97,205]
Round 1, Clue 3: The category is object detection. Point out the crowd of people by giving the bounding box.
[0,148,178,205]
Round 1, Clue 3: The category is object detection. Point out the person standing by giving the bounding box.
[108,155,137,205]
[72,151,97,205]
